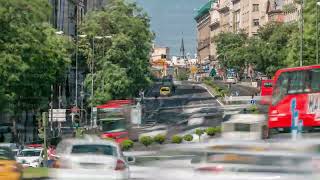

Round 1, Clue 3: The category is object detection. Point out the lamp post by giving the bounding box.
[300,0,304,67]
[91,35,112,128]
[317,2,320,64]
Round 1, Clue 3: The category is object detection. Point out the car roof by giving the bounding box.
[22,148,42,151]
[60,135,119,147]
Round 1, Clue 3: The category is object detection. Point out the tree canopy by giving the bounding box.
[80,0,154,106]
[0,0,71,113]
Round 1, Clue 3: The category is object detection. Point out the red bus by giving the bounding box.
[260,79,273,105]
[268,65,320,132]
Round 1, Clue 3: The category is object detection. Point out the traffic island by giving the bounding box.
[23,167,48,180]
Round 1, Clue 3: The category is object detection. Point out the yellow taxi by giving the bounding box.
[0,147,22,180]
[160,86,171,96]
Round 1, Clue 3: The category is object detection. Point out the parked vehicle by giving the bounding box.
[16,148,44,168]
[268,65,320,133]
[226,76,237,84]
[51,135,133,180]
[0,146,22,180]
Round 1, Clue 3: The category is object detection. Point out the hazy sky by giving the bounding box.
[134,0,208,57]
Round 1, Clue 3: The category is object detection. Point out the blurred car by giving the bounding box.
[222,114,268,140]
[0,146,22,180]
[101,131,129,144]
[190,151,318,180]
[226,77,237,84]
[51,135,133,180]
[160,86,171,96]
[16,148,44,168]
[0,143,18,150]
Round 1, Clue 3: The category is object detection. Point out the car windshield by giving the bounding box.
[71,144,117,156]
[20,150,41,157]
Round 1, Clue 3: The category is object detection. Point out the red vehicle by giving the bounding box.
[260,79,273,105]
[26,144,42,148]
[101,131,129,144]
[97,100,134,144]
[268,65,320,132]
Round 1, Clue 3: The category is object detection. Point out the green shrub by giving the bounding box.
[206,127,216,137]
[121,140,134,151]
[139,136,153,147]
[195,129,205,142]
[153,134,166,144]
[171,135,183,144]
[183,134,193,142]
[215,126,222,133]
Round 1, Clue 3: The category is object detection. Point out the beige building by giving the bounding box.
[150,46,170,63]
[195,0,213,64]
[283,0,300,23]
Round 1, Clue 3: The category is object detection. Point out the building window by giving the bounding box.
[253,19,260,26]
[253,4,259,12]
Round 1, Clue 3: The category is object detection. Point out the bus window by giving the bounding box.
[287,71,309,94]
[272,72,289,105]
[311,69,320,92]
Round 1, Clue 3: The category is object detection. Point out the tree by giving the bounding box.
[80,0,154,106]
[195,129,204,142]
[139,136,153,147]
[0,0,70,142]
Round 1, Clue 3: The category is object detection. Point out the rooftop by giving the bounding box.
[194,0,215,21]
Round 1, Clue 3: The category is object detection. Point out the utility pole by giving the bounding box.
[75,0,79,107]
[300,0,304,67]
[42,112,48,167]
[317,1,319,64]
[50,85,53,135]
[91,37,95,128]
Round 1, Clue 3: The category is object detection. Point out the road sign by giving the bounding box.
[48,109,66,122]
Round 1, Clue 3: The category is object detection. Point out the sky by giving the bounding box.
[134,0,209,57]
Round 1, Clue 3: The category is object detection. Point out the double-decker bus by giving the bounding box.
[268,65,320,133]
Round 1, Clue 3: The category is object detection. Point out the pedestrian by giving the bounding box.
[47,145,56,168]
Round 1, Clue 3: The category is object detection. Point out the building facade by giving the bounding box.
[283,0,300,23]
[195,0,214,66]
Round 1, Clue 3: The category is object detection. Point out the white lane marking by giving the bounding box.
[196,84,224,107]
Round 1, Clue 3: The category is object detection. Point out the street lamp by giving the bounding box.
[91,35,112,127]
[317,2,320,64]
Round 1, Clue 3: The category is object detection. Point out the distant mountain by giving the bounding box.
[134,0,209,56]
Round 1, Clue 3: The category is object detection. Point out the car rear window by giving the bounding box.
[0,147,14,160]
[71,144,117,156]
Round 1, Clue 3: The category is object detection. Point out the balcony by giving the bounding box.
[218,1,231,12]
[210,18,220,29]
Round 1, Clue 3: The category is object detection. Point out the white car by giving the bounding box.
[16,148,44,168]
[50,135,133,180]
[226,77,237,84]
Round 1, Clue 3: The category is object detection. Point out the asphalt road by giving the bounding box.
[214,80,259,96]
